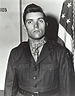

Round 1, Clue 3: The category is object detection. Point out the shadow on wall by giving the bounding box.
[45,15,59,41]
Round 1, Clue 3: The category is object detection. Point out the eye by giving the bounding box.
[39,19,44,23]
[26,20,32,24]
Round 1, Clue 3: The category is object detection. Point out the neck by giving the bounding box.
[29,37,46,45]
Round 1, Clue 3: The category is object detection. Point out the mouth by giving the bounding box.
[33,30,40,33]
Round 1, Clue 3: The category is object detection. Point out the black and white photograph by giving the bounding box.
[0,0,75,96]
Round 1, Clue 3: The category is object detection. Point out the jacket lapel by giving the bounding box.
[23,42,35,64]
[36,41,53,64]
[23,41,53,65]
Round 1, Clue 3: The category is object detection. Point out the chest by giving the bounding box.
[15,54,59,80]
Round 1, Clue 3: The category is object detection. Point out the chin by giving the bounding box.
[32,35,44,40]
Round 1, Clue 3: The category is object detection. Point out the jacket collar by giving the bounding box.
[36,40,53,64]
[23,40,53,64]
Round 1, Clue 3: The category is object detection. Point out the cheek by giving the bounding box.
[39,24,45,30]
[26,25,33,31]
[39,22,45,27]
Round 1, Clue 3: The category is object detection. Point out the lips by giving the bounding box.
[33,30,40,33]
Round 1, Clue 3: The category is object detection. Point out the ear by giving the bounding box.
[46,22,48,26]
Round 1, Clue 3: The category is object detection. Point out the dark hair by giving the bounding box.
[23,3,46,25]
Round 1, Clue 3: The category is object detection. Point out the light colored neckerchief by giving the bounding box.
[29,37,46,62]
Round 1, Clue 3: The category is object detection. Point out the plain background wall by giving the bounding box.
[0,0,65,90]
[0,0,20,90]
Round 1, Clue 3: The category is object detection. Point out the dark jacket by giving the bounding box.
[4,40,74,96]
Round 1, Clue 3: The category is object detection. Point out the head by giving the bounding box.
[23,3,47,40]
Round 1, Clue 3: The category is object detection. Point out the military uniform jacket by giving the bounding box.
[4,40,73,96]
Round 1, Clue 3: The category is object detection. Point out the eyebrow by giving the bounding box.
[26,17,44,21]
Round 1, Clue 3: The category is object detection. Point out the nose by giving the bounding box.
[34,21,38,28]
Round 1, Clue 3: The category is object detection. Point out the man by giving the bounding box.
[4,3,74,96]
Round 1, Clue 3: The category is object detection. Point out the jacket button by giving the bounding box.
[33,76,37,80]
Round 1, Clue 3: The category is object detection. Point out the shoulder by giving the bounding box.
[48,40,74,72]
[12,41,28,51]
[48,40,65,50]
[9,42,29,58]
[48,40,70,55]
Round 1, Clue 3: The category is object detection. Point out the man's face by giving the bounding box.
[25,12,46,40]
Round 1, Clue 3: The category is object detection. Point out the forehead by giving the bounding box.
[25,12,44,20]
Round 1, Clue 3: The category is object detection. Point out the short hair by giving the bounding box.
[23,3,46,25]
